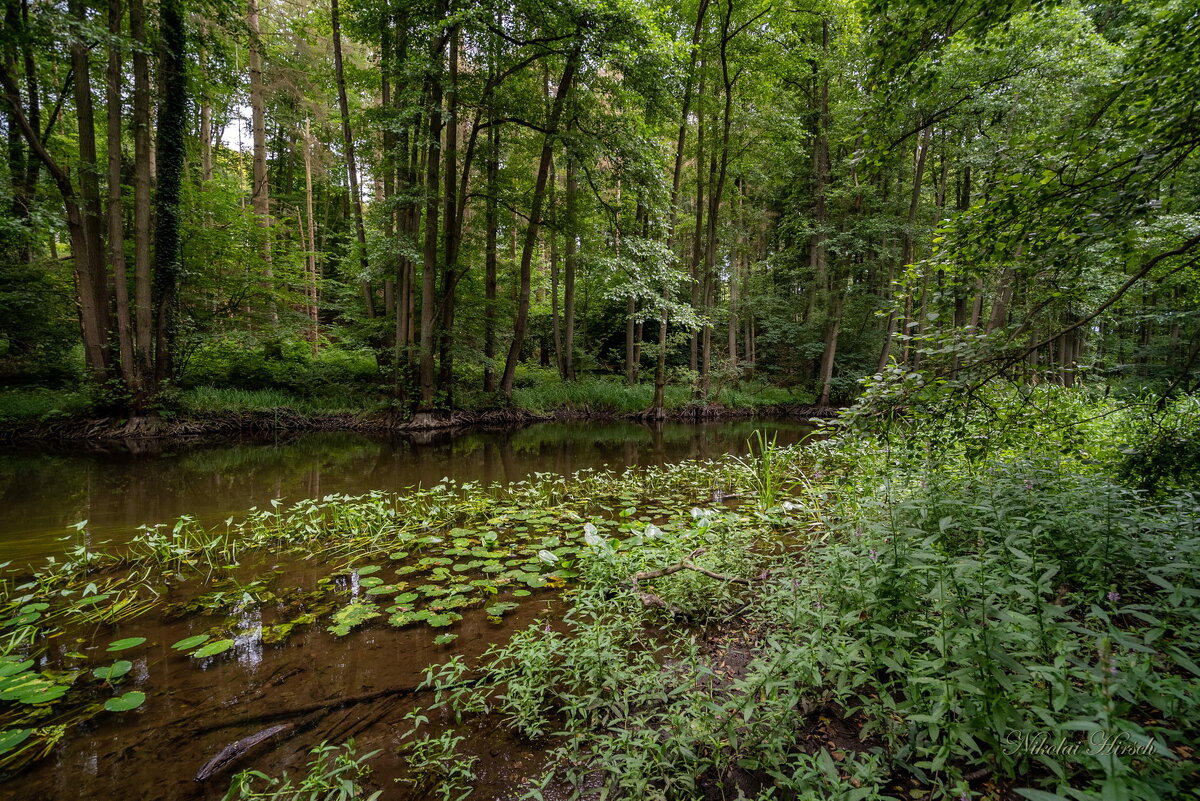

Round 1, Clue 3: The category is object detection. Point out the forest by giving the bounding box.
[0,0,1199,799]
[1,0,1194,423]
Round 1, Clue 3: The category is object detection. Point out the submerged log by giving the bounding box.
[194,721,296,782]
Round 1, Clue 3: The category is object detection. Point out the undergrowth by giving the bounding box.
[400,390,1200,800]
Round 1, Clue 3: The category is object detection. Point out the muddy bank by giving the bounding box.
[0,403,838,442]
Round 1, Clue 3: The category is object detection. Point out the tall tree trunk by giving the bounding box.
[500,49,580,398]
[107,0,136,391]
[418,2,448,410]
[483,120,499,393]
[563,145,578,381]
[332,0,375,321]
[68,0,111,380]
[549,162,563,374]
[199,43,213,183]
[130,0,153,380]
[625,295,638,385]
[247,0,273,319]
[151,0,186,384]
[689,62,707,376]
[437,24,460,402]
[303,119,319,353]
[877,126,930,372]
[653,0,710,414]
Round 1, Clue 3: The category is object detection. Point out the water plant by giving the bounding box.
[222,739,381,800]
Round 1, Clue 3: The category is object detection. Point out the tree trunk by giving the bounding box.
[437,24,460,403]
[500,49,580,398]
[107,0,136,392]
[653,0,709,414]
[877,126,930,372]
[563,147,578,381]
[130,0,153,381]
[419,1,447,410]
[332,0,375,322]
[69,0,110,381]
[247,0,273,319]
[151,0,186,384]
[483,120,499,394]
[303,119,319,353]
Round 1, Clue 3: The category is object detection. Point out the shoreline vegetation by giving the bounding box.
[0,380,836,441]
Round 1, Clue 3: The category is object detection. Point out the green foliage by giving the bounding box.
[223,740,381,801]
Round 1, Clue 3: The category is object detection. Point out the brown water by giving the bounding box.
[0,419,814,566]
[0,419,812,799]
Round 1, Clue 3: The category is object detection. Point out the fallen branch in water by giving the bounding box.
[630,548,757,612]
[187,683,422,738]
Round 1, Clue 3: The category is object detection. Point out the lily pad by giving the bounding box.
[426,613,462,628]
[0,728,32,755]
[92,661,132,681]
[328,601,380,636]
[104,691,146,712]
[433,633,458,645]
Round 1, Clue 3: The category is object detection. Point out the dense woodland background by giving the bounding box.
[1,0,1197,419]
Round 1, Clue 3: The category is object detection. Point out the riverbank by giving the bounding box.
[0,401,838,442]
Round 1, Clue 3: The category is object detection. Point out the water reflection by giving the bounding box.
[0,419,813,565]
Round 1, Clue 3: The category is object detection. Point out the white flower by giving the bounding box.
[644,524,662,539]
[537,549,559,564]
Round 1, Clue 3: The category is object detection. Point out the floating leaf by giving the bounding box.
[485,602,519,617]
[106,637,146,652]
[355,565,382,576]
[171,634,210,651]
[327,601,380,636]
[191,639,235,659]
[104,691,146,712]
[0,729,32,755]
[426,613,462,628]
[359,576,384,588]
[93,661,132,681]
[433,633,458,645]
[0,659,33,678]
[512,590,532,597]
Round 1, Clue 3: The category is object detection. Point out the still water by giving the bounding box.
[0,419,814,566]
[0,418,814,801]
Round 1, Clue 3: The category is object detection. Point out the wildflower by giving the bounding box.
[1023,480,1034,490]
[868,549,878,561]
[1106,591,1121,603]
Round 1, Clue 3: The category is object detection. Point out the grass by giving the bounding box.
[0,375,812,424]
[174,386,376,415]
[0,387,91,423]
[509,374,814,415]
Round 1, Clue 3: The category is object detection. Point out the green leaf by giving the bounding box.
[171,634,211,651]
[327,601,380,636]
[191,639,236,659]
[104,691,146,712]
[433,633,458,645]
[106,637,147,652]
[0,729,32,755]
[92,661,132,681]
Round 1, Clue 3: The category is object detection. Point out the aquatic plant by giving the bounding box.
[222,739,381,800]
